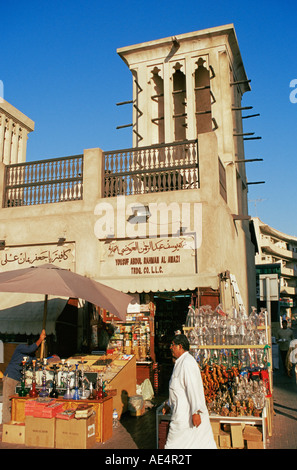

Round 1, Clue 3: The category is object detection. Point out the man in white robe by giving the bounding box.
[162,334,217,449]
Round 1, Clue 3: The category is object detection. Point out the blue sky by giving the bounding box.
[2,0,297,236]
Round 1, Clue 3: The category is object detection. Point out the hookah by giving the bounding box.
[102,379,107,397]
[59,359,66,389]
[29,359,39,398]
[79,360,90,399]
[63,362,74,399]
[39,359,49,397]
[72,363,80,400]
[95,373,104,399]
[49,364,60,398]
[18,357,29,397]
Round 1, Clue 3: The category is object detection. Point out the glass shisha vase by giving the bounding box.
[18,359,28,397]
[29,359,39,398]
[95,375,103,400]
[72,364,80,400]
[63,363,73,399]
[59,359,66,389]
[39,360,49,397]
[49,364,60,398]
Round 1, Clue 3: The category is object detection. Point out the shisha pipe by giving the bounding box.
[72,363,80,400]
[49,364,60,398]
[79,360,89,399]
[59,359,66,389]
[39,359,49,397]
[95,373,104,400]
[18,357,29,397]
[63,362,73,399]
[29,359,39,398]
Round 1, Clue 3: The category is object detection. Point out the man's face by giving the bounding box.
[170,341,184,359]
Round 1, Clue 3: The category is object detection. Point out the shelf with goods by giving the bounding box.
[183,305,273,448]
[110,318,151,359]
[106,301,156,387]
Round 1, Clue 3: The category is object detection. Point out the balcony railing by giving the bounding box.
[3,155,83,207]
[2,140,199,207]
[103,140,199,197]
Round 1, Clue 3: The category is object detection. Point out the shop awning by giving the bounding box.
[0,293,68,335]
[98,273,219,294]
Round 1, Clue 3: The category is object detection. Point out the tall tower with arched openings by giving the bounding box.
[116,24,260,312]
[117,24,251,151]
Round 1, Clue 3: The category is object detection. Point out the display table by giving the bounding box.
[64,353,136,418]
[10,392,114,443]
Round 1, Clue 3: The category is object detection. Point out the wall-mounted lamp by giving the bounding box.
[127,205,151,224]
[0,240,5,250]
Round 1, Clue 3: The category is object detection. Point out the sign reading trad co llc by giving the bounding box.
[105,236,196,276]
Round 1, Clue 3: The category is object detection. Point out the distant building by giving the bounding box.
[253,217,297,333]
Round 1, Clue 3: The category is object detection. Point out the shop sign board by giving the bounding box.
[0,243,75,271]
[103,235,196,277]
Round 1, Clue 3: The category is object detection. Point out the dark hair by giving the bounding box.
[171,334,190,351]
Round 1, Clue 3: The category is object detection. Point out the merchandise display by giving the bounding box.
[200,364,269,417]
[106,308,156,388]
[184,303,273,446]
[8,351,136,446]
[109,315,151,360]
[16,353,135,405]
[185,304,267,346]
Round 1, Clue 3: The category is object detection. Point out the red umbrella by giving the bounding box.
[0,264,133,356]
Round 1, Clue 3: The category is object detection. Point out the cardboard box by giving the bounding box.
[231,424,244,449]
[2,421,25,444]
[210,421,221,435]
[55,414,96,449]
[243,425,262,442]
[25,416,55,448]
[247,440,264,449]
[218,430,231,448]
[213,433,219,448]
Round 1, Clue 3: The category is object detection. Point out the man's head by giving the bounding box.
[170,334,189,359]
[282,320,288,329]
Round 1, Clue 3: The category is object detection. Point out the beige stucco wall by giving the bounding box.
[0,134,256,313]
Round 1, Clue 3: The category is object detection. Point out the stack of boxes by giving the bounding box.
[211,421,264,449]
[2,399,96,448]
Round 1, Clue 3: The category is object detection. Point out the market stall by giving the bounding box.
[3,351,136,447]
[98,297,157,389]
[157,304,273,449]
[184,304,273,449]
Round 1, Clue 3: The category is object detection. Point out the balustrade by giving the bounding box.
[3,155,83,207]
[103,140,199,197]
